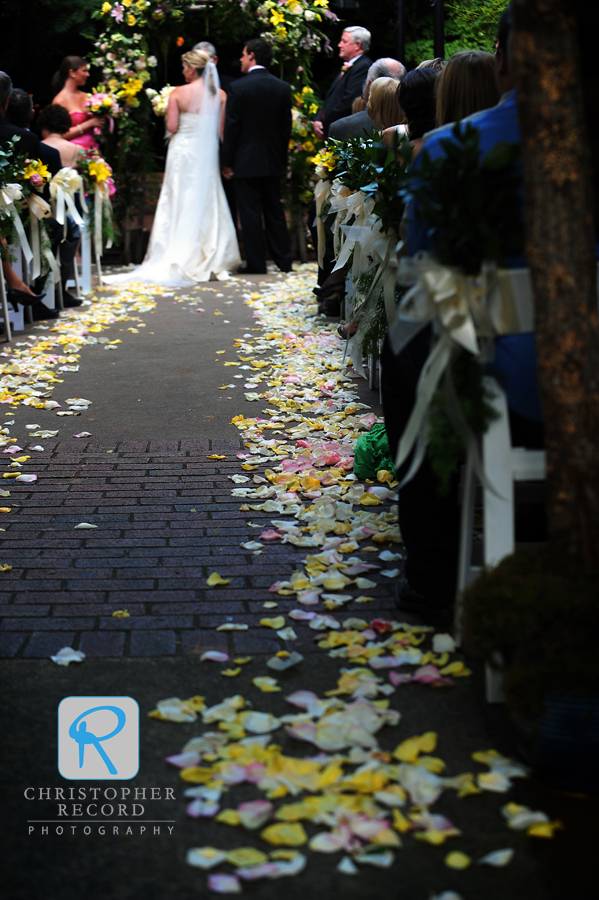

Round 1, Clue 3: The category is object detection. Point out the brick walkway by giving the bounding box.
[0,438,395,660]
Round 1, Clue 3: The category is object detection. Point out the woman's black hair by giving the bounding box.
[397,68,440,140]
[38,103,72,136]
[52,56,87,92]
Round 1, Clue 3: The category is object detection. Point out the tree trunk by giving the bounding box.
[512,0,599,570]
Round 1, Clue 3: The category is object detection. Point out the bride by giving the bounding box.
[106,49,240,286]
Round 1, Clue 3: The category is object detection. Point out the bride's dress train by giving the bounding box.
[106,67,240,287]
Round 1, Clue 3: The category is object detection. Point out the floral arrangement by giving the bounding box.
[253,0,338,73]
[145,85,175,117]
[20,159,51,191]
[79,149,115,193]
[284,85,322,212]
[85,91,120,117]
[310,146,338,180]
[78,149,116,253]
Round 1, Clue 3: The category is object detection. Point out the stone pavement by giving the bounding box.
[0,438,395,661]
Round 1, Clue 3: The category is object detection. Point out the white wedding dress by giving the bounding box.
[105,63,240,286]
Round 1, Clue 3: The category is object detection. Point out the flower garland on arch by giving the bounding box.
[90,0,337,107]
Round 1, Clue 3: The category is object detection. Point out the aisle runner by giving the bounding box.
[148,268,560,893]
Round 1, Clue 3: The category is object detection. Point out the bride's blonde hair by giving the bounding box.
[181,49,216,93]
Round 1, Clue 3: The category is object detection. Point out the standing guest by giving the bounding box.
[328,57,406,141]
[222,39,292,275]
[52,56,106,151]
[312,27,372,139]
[5,88,61,176]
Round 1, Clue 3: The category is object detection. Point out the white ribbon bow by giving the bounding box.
[50,168,84,235]
[0,183,33,265]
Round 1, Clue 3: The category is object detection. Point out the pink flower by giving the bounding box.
[30,173,43,187]
[110,3,124,22]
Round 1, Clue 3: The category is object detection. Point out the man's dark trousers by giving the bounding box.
[235,177,292,273]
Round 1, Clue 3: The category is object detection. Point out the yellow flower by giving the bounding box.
[274,24,288,37]
[88,160,111,184]
[309,103,318,114]
[136,0,146,6]
[127,13,136,25]
[101,2,112,13]
[313,0,329,6]
[303,141,315,151]
[122,0,133,5]
[116,77,144,102]
[23,160,50,183]
[302,86,311,94]
[270,9,285,25]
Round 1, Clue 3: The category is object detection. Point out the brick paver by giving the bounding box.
[0,440,396,658]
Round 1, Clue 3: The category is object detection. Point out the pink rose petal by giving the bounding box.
[200,651,229,663]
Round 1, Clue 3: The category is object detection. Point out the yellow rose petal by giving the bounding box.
[445,851,472,869]
[221,668,242,677]
[260,822,308,846]
[216,809,241,826]
[527,821,563,838]
[226,847,269,867]
[206,572,231,586]
[260,616,286,629]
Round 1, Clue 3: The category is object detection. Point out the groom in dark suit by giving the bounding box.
[222,39,292,275]
[312,26,372,140]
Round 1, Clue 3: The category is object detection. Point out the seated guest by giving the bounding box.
[397,68,440,157]
[382,7,529,625]
[352,96,366,113]
[416,58,448,71]
[39,104,83,168]
[328,58,406,141]
[367,76,407,131]
[0,71,56,318]
[435,50,500,128]
[5,88,61,176]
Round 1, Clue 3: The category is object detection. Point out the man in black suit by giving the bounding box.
[312,26,372,140]
[222,38,292,275]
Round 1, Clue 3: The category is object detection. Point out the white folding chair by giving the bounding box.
[455,376,546,701]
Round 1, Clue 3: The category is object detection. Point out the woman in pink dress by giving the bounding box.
[51,56,106,150]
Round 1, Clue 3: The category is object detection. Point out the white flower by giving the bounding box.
[107,52,115,61]
[147,55,157,67]
[305,9,315,20]
[127,49,134,57]
[135,58,146,69]
[133,33,142,41]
